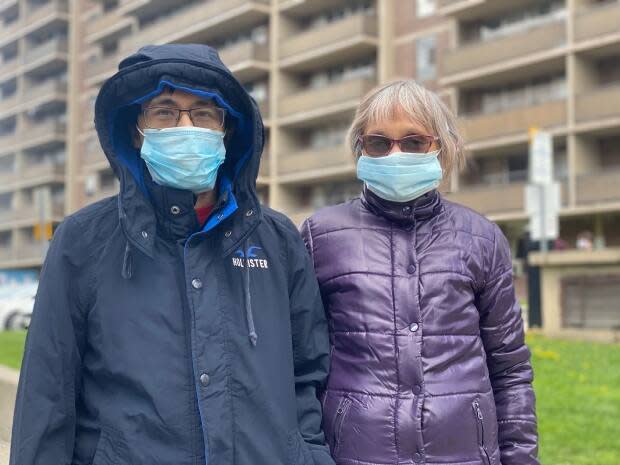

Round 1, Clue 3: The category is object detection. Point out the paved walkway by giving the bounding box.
[0,441,9,465]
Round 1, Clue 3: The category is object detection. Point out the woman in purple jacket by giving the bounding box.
[300,80,538,465]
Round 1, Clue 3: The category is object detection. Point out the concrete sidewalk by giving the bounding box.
[0,441,9,464]
[0,364,18,465]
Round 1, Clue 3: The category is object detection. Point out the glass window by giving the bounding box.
[416,35,437,82]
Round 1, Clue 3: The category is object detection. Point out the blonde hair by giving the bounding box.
[346,80,465,180]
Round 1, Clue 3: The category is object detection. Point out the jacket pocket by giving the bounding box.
[286,429,314,465]
[332,396,352,458]
[91,425,128,465]
[472,400,492,465]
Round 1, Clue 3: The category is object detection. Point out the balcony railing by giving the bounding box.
[278,146,353,176]
[575,84,620,123]
[119,0,268,54]
[23,37,68,66]
[0,93,19,114]
[21,162,65,180]
[219,39,269,81]
[575,1,620,42]
[87,10,134,43]
[576,170,620,205]
[22,79,67,107]
[279,77,375,118]
[461,100,566,143]
[85,53,120,83]
[445,182,527,216]
[443,20,565,76]
[279,12,377,63]
[24,0,68,27]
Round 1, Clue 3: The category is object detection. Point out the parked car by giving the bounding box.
[0,282,38,330]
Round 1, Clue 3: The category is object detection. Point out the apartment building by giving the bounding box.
[0,0,69,270]
[73,0,388,227]
[1,0,619,297]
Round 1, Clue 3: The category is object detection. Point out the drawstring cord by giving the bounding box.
[121,241,133,280]
[242,238,258,347]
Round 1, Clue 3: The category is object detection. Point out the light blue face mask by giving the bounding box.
[138,126,226,194]
[357,150,443,203]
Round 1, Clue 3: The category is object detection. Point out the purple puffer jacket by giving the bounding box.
[300,188,538,465]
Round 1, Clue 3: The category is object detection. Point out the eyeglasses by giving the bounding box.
[142,106,226,130]
[359,134,439,157]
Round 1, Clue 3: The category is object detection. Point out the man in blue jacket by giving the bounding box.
[10,44,335,465]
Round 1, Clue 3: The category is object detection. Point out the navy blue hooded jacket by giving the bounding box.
[10,44,334,465]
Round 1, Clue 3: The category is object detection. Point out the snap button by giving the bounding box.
[245,209,254,217]
[402,206,412,215]
[199,373,210,386]
[170,205,181,215]
[412,384,422,395]
[413,451,423,462]
[224,230,232,238]
[409,323,419,332]
[407,264,416,274]
[191,278,203,289]
[141,230,148,239]
[217,213,224,220]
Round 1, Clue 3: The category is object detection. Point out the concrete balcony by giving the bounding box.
[575,1,620,43]
[0,55,18,81]
[0,132,19,153]
[0,0,17,12]
[219,40,269,83]
[461,100,566,143]
[575,84,620,124]
[14,241,48,262]
[86,11,135,44]
[85,53,120,85]
[22,79,67,108]
[83,144,107,169]
[21,119,66,150]
[23,37,68,67]
[278,146,354,180]
[0,170,15,185]
[0,93,19,114]
[278,0,353,16]
[257,99,269,121]
[445,182,526,217]
[443,20,565,79]
[576,170,620,206]
[23,0,69,28]
[119,0,269,54]
[279,13,378,72]
[258,156,269,179]
[279,77,375,124]
[0,19,21,42]
[21,162,65,182]
[438,0,485,16]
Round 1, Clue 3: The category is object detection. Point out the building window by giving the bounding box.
[417,0,436,18]
[416,36,437,82]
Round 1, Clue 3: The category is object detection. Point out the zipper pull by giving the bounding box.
[473,401,483,420]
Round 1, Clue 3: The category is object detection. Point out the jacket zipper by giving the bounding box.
[332,397,352,457]
[472,400,492,465]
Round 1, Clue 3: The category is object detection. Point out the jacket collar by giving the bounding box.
[361,185,442,225]
[117,160,260,259]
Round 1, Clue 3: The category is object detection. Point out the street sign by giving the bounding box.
[526,183,561,241]
[529,128,553,185]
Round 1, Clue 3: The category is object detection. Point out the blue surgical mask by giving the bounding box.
[138,126,226,194]
[357,150,443,203]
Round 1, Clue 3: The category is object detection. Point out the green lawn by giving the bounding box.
[0,330,26,370]
[0,331,618,463]
[528,334,620,465]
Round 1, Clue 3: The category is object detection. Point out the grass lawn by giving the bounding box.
[0,331,618,463]
[528,333,620,465]
[0,330,26,370]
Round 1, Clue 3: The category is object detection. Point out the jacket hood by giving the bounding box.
[94,44,264,227]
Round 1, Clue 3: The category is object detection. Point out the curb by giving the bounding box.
[0,365,18,444]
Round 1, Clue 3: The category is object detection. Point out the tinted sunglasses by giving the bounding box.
[359,134,439,157]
